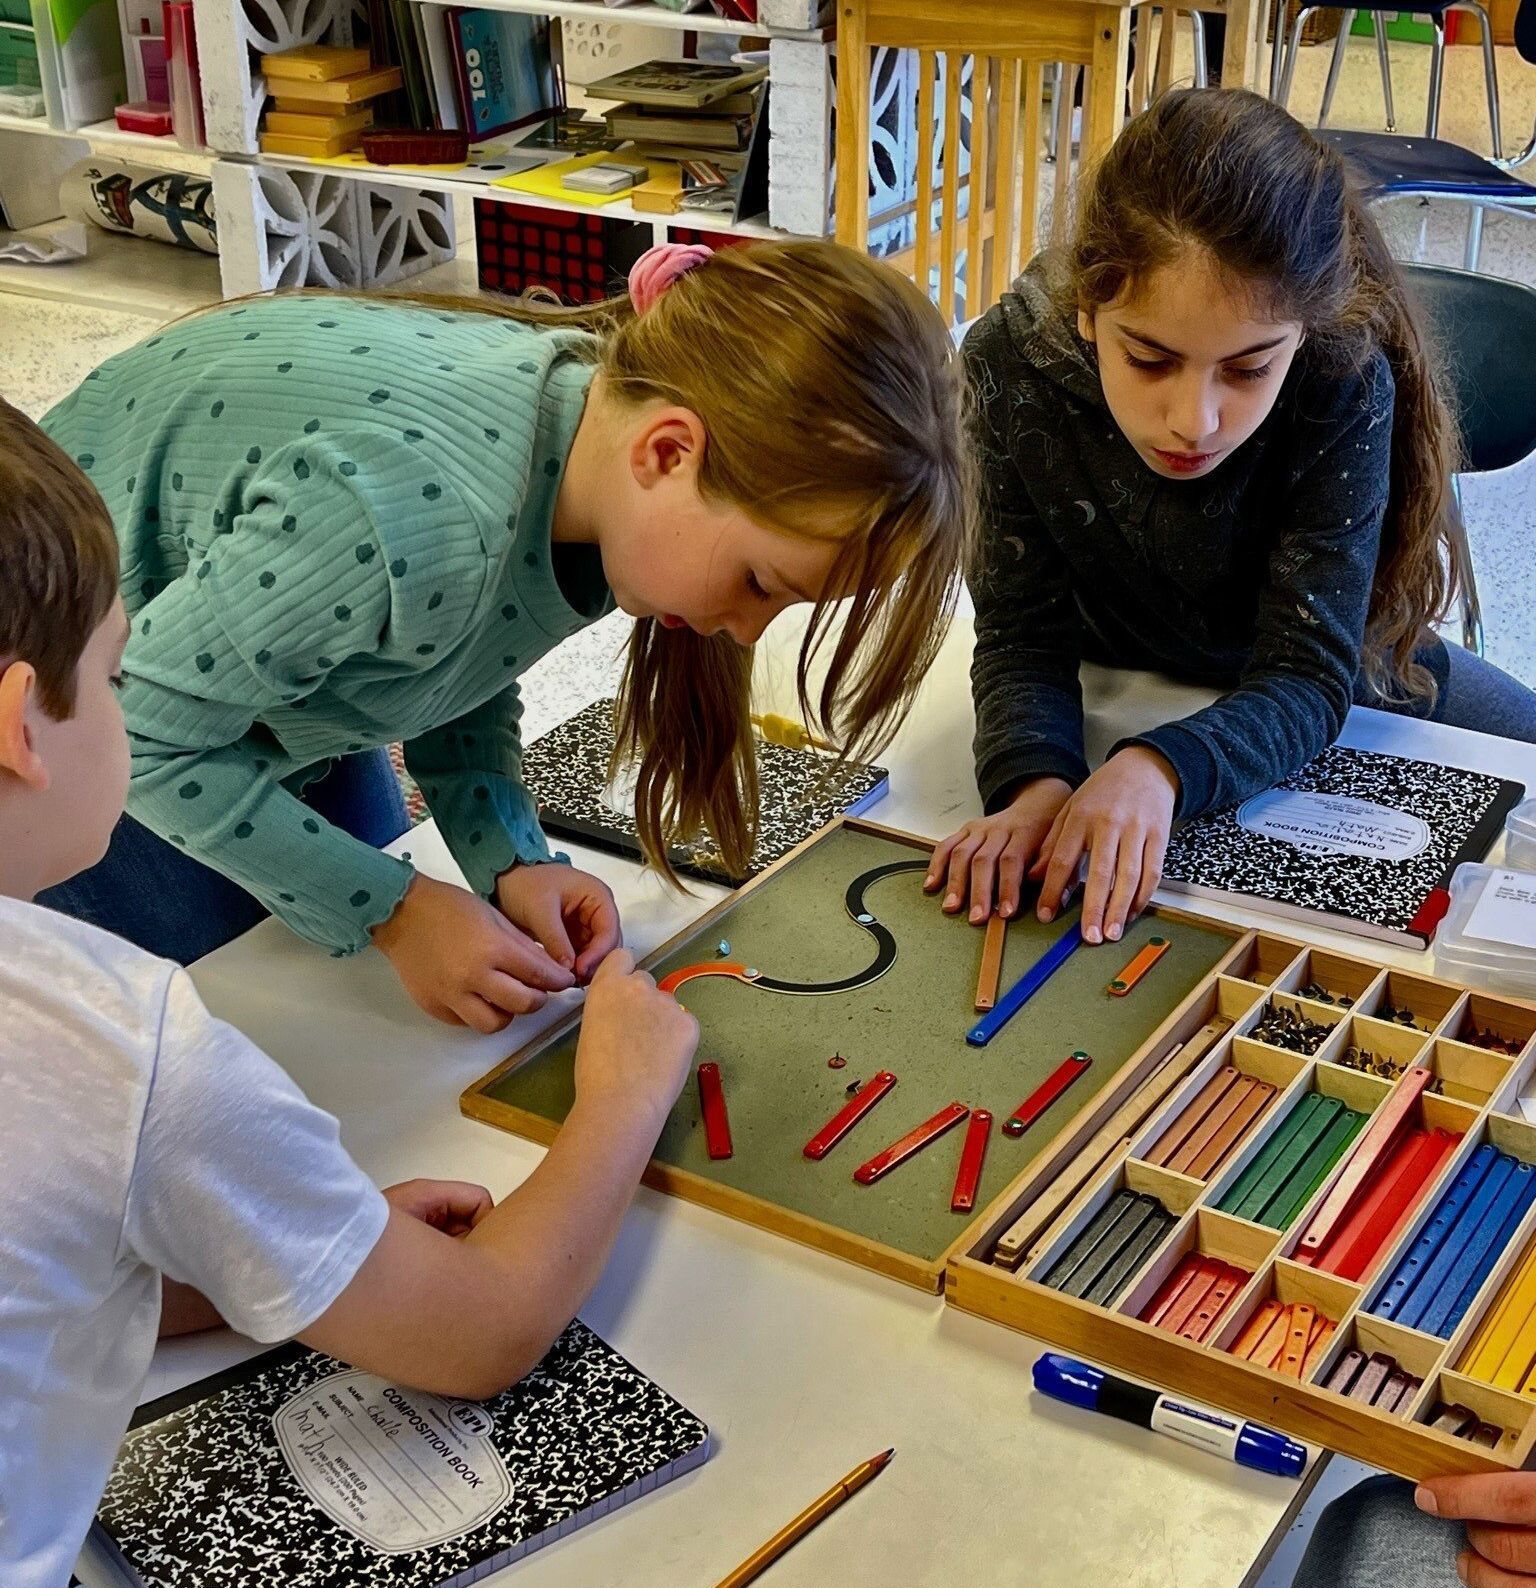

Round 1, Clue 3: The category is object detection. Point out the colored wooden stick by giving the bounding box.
[1277,1303,1316,1379]
[853,1101,969,1185]
[1297,1067,1432,1262]
[1463,1233,1536,1383]
[950,1109,993,1212]
[1172,1076,1277,1181]
[975,914,1008,1013]
[697,1062,734,1160]
[1108,934,1170,996]
[1231,1299,1283,1360]
[802,1071,897,1160]
[1145,1067,1242,1168]
[1003,1053,1092,1138]
[1317,1129,1456,1282]
[966,924,1084,1047]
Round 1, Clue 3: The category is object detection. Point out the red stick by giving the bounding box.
[803,1072,897,1160]
[1003,1053,1092,1139]
[951,1109,994,1212]
[854,1102,970,1185]
[697,1062,734,1160]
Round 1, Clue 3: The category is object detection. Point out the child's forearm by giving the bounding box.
[460,1090,668,1370]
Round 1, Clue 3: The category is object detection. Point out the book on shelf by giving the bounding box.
[1159,744,1526,950]
[445,7,561,140]
[516,108,618,154]
[581,56,766,110]
[603,105,752,149]
[80,1322,709,1588]
[521,698,889,887]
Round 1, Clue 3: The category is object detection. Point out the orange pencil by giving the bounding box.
[715,1449,895,1588]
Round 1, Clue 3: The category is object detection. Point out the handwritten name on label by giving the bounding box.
[1235,790,1430,861]
[1463,868,1536,952]
[273,1371,510,1553]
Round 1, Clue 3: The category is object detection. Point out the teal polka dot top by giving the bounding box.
[43,294,611,955]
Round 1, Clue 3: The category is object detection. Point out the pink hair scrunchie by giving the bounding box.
[628,243,713,314]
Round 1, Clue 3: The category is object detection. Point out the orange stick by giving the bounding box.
[975,914,1008,1012]
[1232,1299,1283,1360]
[1108,934,1171,995]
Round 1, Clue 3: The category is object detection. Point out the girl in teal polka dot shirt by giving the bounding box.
[40,240,974,1032]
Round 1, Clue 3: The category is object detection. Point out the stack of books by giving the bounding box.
[582,59,767,214]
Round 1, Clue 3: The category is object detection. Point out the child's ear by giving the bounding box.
[1077,308,1097,344]
[0,662,51,792]
[630,407,707,488]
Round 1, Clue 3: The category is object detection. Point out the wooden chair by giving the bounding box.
[834,0,1137,327]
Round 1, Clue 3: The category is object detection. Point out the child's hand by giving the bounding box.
[925,777,1073,922]
[371,872,576,1032]
[495,862,622,984]
[1417,1472,1536,1584]
[574,949,698,1129]
[1035,746,1179,945]
[384,1178,494,1237]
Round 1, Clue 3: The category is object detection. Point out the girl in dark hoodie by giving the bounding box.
[928,87,1536,948]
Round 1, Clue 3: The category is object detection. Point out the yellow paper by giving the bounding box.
[491,151,662,208]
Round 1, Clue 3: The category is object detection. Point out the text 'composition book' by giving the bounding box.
[82,1320,709,1588]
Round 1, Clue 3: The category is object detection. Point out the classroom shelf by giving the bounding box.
[0,110,214,172]
[410,0,831,41]
[0,220,220,315]
[254,150,784,238]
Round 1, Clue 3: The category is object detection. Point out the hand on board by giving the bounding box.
[1417,1472,1536,1584]
[384,1178,495,1238]
[575,949,699,1131]
[924,777,1074,923]
[496,861,622,984]
[371,871,576,1033]
[1034,746,1179,947]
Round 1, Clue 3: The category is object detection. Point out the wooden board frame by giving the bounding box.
[462,817,1251,1292]
[947,931,1536,1480]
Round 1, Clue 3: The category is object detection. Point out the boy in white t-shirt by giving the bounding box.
[0,399,700,1588]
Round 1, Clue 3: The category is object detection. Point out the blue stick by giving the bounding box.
[1374,1145,1497,1321]
[967,924,1084,1048]
[1400,1154,1516,1334]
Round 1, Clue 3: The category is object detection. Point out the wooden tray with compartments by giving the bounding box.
[947,933,1536,1480]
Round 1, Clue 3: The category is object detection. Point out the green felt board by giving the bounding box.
[478,826,1236,1263]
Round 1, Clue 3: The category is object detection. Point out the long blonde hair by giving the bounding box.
[388,240,976,877]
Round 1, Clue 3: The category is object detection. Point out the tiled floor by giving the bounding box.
[5,44,1536,1588]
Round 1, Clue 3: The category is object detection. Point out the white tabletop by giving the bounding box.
[146,620,1536,1588]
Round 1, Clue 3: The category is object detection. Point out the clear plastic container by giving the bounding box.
[1433,862,1536,996]
[1507,798,1536,871]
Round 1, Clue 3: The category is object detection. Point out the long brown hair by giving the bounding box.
[375,241,976,876]
[1065,88,1462,704]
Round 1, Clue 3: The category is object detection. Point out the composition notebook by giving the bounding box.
[522,698,889,886]
[1160,744,1524,950]
[81,1321,709,1588]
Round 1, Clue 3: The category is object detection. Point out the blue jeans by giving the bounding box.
[36,749,411,965]
[1359,639,1536,743]
[1291,1475,1461,1588]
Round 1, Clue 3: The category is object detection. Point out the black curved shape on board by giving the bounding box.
[752,859,928,996]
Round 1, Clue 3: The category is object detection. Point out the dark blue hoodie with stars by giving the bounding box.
[963,261,1446,821]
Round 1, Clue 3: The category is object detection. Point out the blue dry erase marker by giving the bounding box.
[1032,1354,1307,1479]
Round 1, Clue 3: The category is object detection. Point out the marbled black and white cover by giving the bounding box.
[522,699,889,885]
[1161,745,1523,947]
[88,1322,709,1588]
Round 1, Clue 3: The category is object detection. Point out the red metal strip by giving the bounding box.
[802,1071,898,1160]
[1316,1129,1455,1281]
[697,1061,734,1160]
[951,1109,994,1212]
[854,1101,970,1185]
[1003,1053,1092,1139]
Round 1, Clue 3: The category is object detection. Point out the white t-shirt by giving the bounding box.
[0,896,390,1588]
